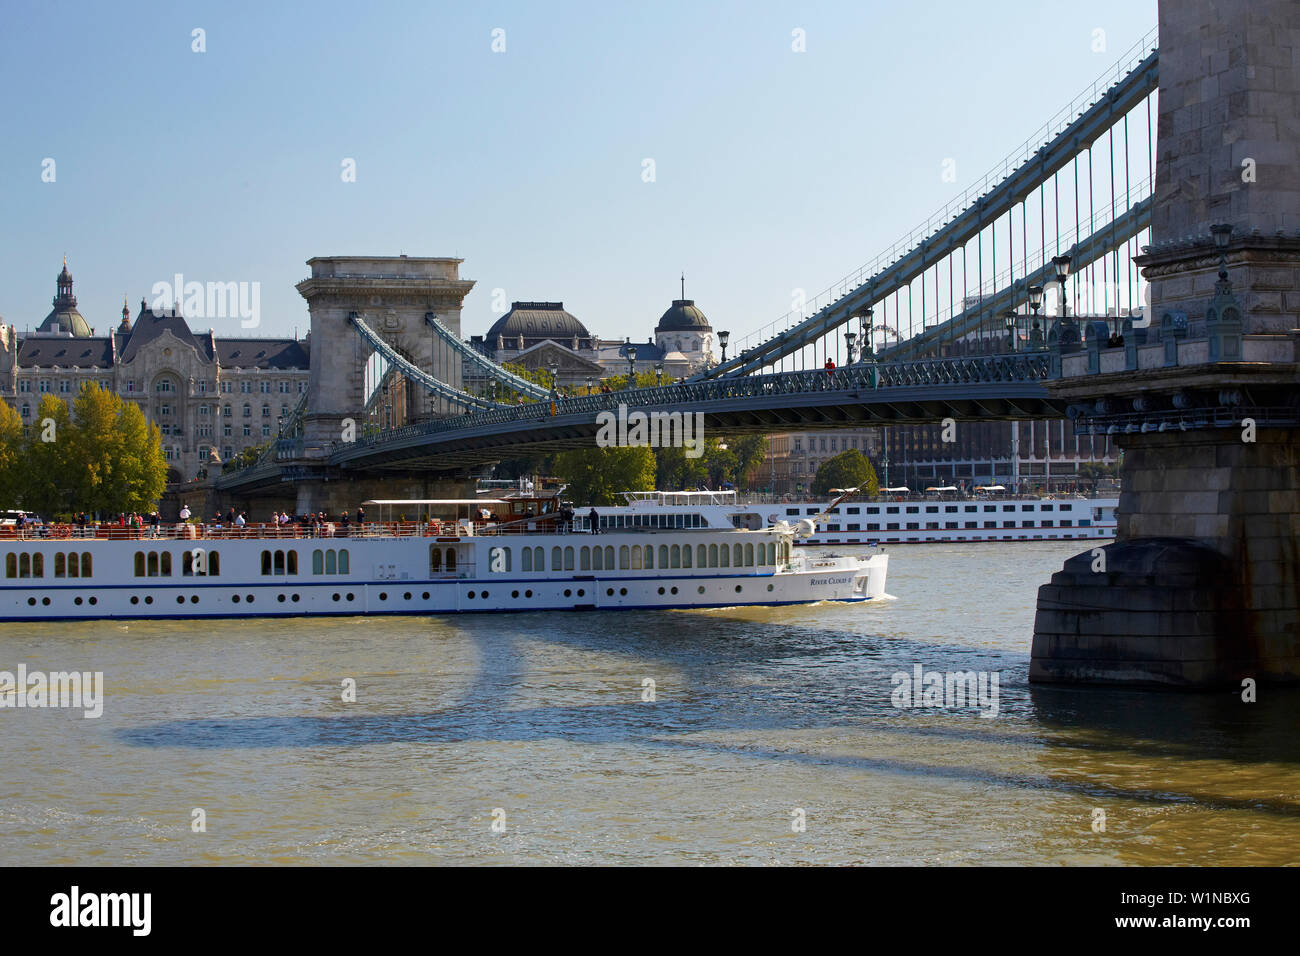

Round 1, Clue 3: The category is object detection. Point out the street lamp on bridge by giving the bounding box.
[1052,255,1072,318]
[1004,309,1018,352]
[548,362,559,394]
[1028,285,1044,350]
[718,330,730,363]
[654,361,664,386]
[626,345,637,386]
[845,330,857,364]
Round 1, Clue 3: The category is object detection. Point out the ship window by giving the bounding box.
[261,550,271,575]
[619,546,630,570]
[552,547,562,571]
[592,547,603,571]
[682,544,692,568]
[720,546,731,568]
[631,546,642,570]
[288,551,298,574]
[708,544,718,568]
[339,549,350,573]
[326,550,338,574]
[521,547,532,572]
[734,544,743,567]
[768,542,777,565]
[925,506,938,514]
[1060,504,1073,511]
[68,553,80,577]
[564,547,574,571]
[698,544,707,568]
[4,553,13,578]
[658,545,668,569]
[1061,520,1073,527]
[160,552,171,576]
[580,547,590,571]
[148,552,159,577]
[745,543,754,566]
[273,550,285,574]
[133,552,144,577]
[313,550,324,574]
[54,553,66,577]
[19,553,31,578]
[603,546,614,570]
[985,521,997,529]
[429,547,441,574]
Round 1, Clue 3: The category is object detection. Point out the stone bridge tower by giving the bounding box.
[295,256,475,450]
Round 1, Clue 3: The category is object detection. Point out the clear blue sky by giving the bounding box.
[0,0,1156,344]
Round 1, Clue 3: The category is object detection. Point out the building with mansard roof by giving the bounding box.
[0,263,309,485]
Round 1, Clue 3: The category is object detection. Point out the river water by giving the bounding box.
[1,540,1296,865]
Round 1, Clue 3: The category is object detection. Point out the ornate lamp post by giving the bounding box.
[585,376,593,395]
[845,330,857,364]
[548,362,559,395]
[1027,285,1044,350]
[1003,309,1018,352]
[654,361,664,387]
[626,345,637,386]
[1052,255,1072,318]
[718,330,730,363]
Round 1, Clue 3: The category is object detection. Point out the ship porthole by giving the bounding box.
[481,590,489,598]
[735,585,742,593]
[277,594,286,603]
[619,587,627,596]
[577,589,584,597]
[657,587,665,595]
[670,587,678,595]
[145,596,153,605]
[131,596,139,605]
[767,584,774,592]
[232,594,240,603]
[379,592,387,601]
[564,589,571,597]
[177,596,184,604]
[26,598,35,606]
[89,597,97,606]
[292,594,300,602]
[332,593,340,602]
[247,595,255,603]
[74,597,83,606]
[421,592,429,600]
[525,590,532,598]
[41,597,50,606]
[511,590,519,598]
[346,593,354,601]
[606,588,614,596]
[191,595,199,604]
[403,592,411,601]
[468,591,476,599]
[697,586,705,595]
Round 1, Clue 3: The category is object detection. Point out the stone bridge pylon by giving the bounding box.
[295,256,476,454]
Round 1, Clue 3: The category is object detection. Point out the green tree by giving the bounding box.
[23,394,74,514]
[552,445,656,505]
[106,399,168,513]
[0,402,25,507]
[812,449,879,497]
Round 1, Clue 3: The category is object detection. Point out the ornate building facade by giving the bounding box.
[0,263,309,484]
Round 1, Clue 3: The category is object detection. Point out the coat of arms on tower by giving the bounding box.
[382,310,401,331]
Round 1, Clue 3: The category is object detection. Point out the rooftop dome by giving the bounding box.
[37,259,92,337]
[656,299,711,333]
[486,301,590,341]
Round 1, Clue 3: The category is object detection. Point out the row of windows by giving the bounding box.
[18,379,305,394]
[481,541,788,574]
[134,550,221,576]
[6,552,98,578]
[821,520,1085,532]
[788,503,1075,516]
[594,513,705,530]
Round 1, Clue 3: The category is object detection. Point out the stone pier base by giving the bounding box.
[1031,429,1300,687]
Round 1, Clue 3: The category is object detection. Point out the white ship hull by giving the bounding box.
[0,528,887,622]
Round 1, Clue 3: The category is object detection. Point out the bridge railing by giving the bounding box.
[332,354,1052,454]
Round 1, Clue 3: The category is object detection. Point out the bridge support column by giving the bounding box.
[1031,428,1300,686]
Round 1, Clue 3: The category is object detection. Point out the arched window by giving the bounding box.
[708,544,718,568]
[552,547,562,571]
[532,547,543,572]
[147,552,159,577]
[745,543,754,566]
[68,552,80,577]
[592,546,603,571]
[604,546,614,570]
[564,547,574,571]
[658,545,669,569]
[134,552,145,577]
[580,547,591,571]
[19,553,30,578]
[719,545,730,568]
[521,548,532,572]
[326,550,337,574]
[733,544,743,567]
[287,551,298,575]
[697,544,706,568]
[313,550,324,574]
[274,550,285,574]
[442,549,453,572]
[208,551,219,576]
[261,550,272,575]
[428,547,440,574]
[54,553,66,577]
[160,552,170,576]
[670,545,680,568]
[630,546,642,570]
[338,549,350,574]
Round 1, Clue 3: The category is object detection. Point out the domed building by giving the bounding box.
[35,260,93,337]
[468,301,605,388]
[594,288,716,380]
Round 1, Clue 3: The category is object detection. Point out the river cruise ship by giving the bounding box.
[0,495,887,622]
[582,489,1118,546]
